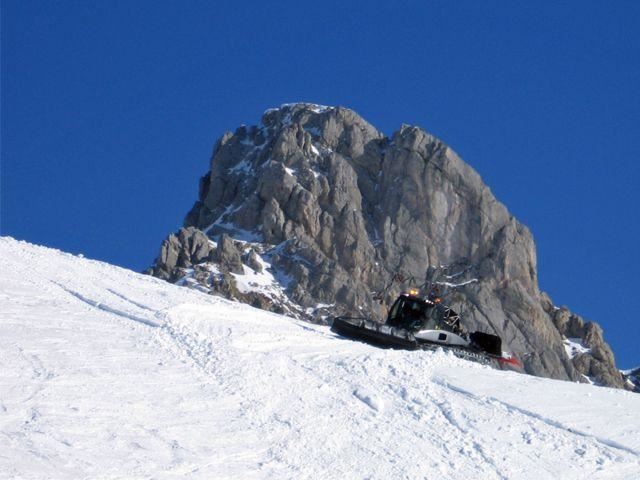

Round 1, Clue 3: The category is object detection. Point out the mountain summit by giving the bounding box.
[148,103,626,389]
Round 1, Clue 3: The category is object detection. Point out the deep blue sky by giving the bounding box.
[3,1,639,368]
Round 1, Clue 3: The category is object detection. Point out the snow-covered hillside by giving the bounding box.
[1,237,639,479]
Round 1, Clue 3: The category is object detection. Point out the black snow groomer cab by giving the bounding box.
[331,292,523,372]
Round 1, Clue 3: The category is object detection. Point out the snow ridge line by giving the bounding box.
[105,288,157,312]
[437,379,640,457]
[52,283,161,328]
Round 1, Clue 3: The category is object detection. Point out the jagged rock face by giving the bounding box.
[623,367,640,392]
[149,103,626,389]
[152,227,214,282]
[548,306,626,388]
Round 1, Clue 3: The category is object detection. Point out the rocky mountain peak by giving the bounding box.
[148,104,628,390]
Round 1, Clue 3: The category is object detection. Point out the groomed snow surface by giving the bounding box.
[1,237,639,479]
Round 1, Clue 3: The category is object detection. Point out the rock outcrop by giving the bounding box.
[545,304,625,388]
[148,103,627,389]
[623,367,640,392]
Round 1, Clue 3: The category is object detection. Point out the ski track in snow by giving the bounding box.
[1,237,639,479]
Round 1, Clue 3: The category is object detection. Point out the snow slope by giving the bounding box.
[1,237,639,479]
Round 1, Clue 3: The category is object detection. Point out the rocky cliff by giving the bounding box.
[148,103,627,389]
[622,366,640,392]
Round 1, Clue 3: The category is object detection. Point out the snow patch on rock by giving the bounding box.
[564,337,591,358]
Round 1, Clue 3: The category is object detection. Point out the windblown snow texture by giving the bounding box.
[2,237,640,479]
[149,103,626,389]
